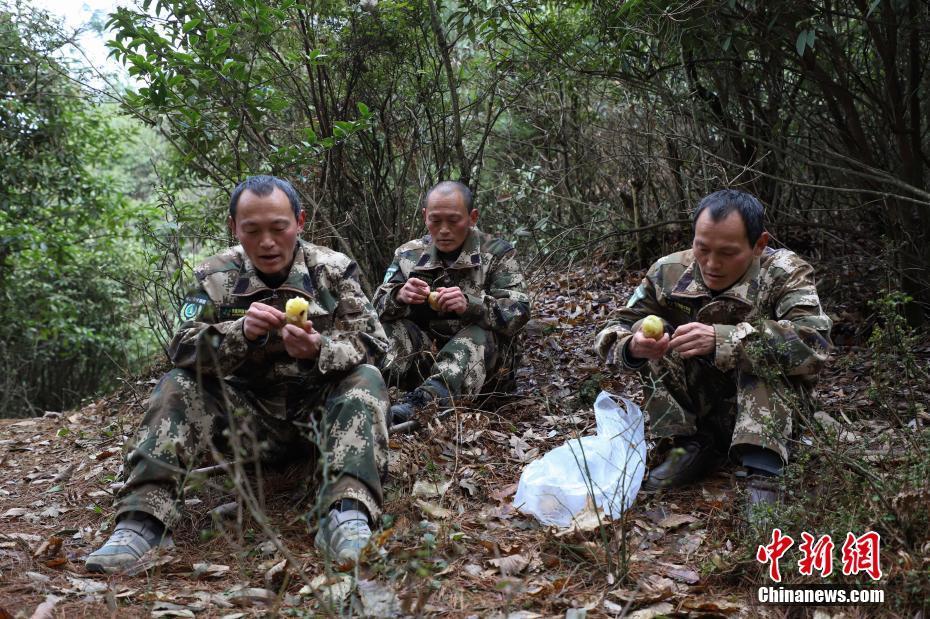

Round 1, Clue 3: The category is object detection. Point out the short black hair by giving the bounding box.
[692,189,765,246]
[229,175,301,220]
[424,180,474,212]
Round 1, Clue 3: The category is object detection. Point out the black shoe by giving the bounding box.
[641,436,718,492]
[389,388,435,427]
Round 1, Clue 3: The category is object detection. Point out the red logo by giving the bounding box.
[757,530,881,581]
[798,532,834,577]
[756,528,794,582]
[841,531,882,580]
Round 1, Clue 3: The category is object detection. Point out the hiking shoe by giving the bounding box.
[314,509,371,565]
[85,514,173,573]
[389,388,435,426]
[641,435,719,492]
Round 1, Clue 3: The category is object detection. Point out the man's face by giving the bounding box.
[228,187,305,278]
[423,190,478,253]
[692,209,768,292]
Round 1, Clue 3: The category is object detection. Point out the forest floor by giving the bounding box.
[1,250,928,618]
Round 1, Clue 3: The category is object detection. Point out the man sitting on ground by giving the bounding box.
[86,175,390,572]
[595,189,832,510]
[374,181,530,427]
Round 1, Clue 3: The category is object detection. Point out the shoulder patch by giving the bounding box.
[485,236,515,256]
[383,264,400,283]
[626,284,647,308]
[179,293,210,321]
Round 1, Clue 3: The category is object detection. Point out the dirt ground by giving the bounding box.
[1,254,926,618]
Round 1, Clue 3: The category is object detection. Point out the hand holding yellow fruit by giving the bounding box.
[641,314,664,340]
[428,291,442,311]
[285,297,309,328]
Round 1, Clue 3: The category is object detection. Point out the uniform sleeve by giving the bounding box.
[713,260,832,377]
[461,247,530,337]
[167,284,255,376]
[594,261,666,370]
[317,261,391,374]
[372,252,411,321]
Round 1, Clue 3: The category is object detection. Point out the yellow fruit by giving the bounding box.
[428,291,441,311]
[641,315,664,340]
[285,297,309,327]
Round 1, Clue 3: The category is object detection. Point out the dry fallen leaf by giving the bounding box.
[640,573,677,598]
[301,573,353,607]
[151,601,196,618]
[1,508,27,518]
[415,499,453,520]
[657,513,699,530]
[28,594,60,619]
[65,576,108,595]
[666,567,699,585]
[227,587,277,608]
[0,533,41,543]
[675,531,705,555]
[488,553,531,575]
[412,478,452,499]
[192,563,230,579]
[463,564,483,577]
[681,596,743,613]
[358,579,401,618]
[264,560,288,591]
[628,602,675,619]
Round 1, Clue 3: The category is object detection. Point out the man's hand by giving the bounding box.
[434,286,467,314]
[396,277,430,305]
[627,329,670,360]
[669,322,715,358]
[282,322,322,360]
[243,302,285,341]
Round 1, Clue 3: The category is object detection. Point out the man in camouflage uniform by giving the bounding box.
[86,176,390,573]
[374,181,530,427]
[595,189,832,508]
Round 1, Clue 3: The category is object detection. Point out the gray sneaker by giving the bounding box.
[85,514,174,573]
[314,509,371,564]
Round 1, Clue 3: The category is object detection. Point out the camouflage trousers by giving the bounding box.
[380,319,507,400]
[114,365,389,529]
[642,353,808,463]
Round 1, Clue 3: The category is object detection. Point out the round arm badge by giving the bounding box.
[179,294,209,322]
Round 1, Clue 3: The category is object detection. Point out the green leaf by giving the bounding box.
[182,18,201,33]
[795,30,808,56]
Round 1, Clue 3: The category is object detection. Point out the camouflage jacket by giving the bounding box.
[595,247,832,378]
[170,240,389,385]
[373,227,530,339]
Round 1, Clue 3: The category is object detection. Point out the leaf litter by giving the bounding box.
[0,255,926,616]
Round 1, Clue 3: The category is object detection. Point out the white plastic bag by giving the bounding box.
[513,391,646,527]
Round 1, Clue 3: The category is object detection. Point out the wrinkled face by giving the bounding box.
[228,187,305,278]
[692,209,768,292]
[423,190,478,253]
